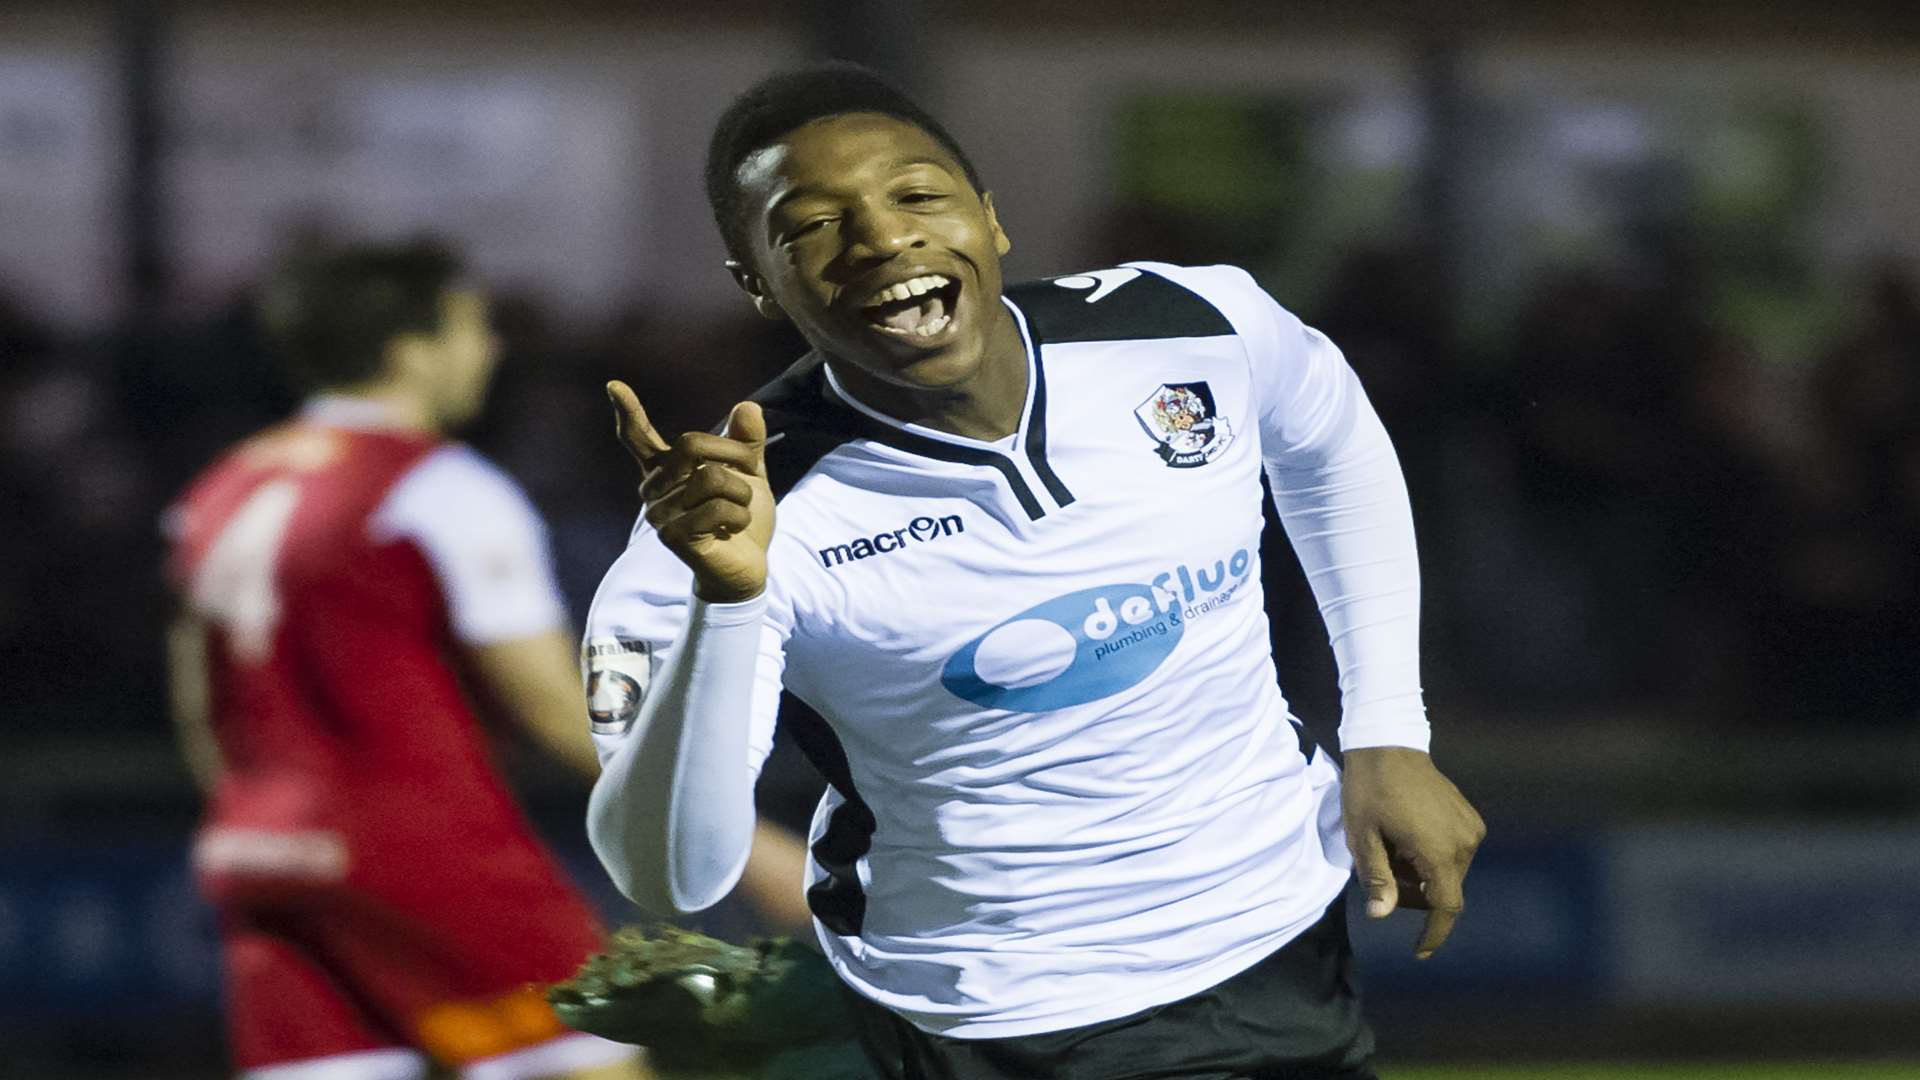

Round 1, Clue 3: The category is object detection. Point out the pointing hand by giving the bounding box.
[607,380,775,603]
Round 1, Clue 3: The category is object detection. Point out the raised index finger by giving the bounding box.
[606,380,670,465]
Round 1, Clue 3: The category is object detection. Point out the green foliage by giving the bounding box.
[548,926,877,1077]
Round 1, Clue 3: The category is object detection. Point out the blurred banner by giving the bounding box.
[0,30,122,331]
[1609,825,1920,1004]
[162,62,644,323]
[9,826,1919,1021]
[0,843,217,1016]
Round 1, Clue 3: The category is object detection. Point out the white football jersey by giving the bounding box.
[585,262,1428,1038]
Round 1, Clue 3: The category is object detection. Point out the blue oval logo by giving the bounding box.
[940,582,1185,712]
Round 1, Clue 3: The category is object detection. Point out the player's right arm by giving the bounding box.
[585,382,785,916]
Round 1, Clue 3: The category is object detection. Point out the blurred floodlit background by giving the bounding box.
[4,1,1919,1076]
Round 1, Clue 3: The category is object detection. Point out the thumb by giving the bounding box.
[723,401,768,475]
[1351,826,1398,919]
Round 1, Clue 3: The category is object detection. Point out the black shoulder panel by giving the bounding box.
[1004,266,1234,345]
[730,352,859,501]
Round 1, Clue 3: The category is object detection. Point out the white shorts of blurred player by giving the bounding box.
[238,1033,639,1080]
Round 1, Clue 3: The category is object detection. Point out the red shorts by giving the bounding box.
[199,822,619,1074]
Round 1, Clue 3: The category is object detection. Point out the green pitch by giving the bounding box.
[652,1055,1920,1079]
[1390,1065,1920,1080]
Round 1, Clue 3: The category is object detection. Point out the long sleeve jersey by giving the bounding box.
[583,262,1428,1038]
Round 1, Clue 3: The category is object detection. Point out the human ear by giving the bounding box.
[726,259,788,322]
[982,192,1011,257]
[384,333,438,386]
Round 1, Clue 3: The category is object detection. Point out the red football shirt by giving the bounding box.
[165,396,577,900]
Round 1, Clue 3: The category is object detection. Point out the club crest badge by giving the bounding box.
[1134,382,1233,467]
[583,636,652,736]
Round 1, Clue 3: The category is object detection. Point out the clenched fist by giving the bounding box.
[607,381,775,603]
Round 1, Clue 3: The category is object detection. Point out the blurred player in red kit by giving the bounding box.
[162,241,658,1080]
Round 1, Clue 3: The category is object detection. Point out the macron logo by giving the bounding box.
[819,514,964,569]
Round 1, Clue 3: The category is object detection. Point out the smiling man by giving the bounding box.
[582,65,1484,1080]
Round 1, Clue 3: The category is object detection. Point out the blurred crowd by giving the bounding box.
[1314,245,1920,729]
[2,233,1916,759]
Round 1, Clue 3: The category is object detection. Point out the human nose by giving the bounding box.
[843,202,924,261]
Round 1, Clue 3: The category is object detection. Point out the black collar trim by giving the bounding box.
[1009,298,1076,510]
[757,299,1079,522]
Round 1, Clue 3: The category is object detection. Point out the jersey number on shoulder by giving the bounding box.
[190,479,302,663]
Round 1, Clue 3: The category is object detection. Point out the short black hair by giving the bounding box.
[258,240,464,391]
[704,63,984,260]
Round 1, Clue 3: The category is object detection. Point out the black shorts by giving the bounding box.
[843,893,1376,1080]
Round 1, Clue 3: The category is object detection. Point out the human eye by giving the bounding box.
[783,215,837,242]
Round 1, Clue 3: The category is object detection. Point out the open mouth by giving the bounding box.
[859,273,962,340]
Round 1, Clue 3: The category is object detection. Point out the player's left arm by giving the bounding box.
[372,446,602,776]
[1226,267,1486,958]
[1340,745,1484,959]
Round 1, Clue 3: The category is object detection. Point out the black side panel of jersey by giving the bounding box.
[778,703,876,936]
[1005,267,1235,344]
[723,359,879,931]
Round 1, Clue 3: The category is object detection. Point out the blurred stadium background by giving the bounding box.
[4,1,1920,1076]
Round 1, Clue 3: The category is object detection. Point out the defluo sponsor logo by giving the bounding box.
[940,546,1254,712]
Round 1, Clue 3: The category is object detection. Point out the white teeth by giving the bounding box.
[873,312,951,338]
[864,274,952,307]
